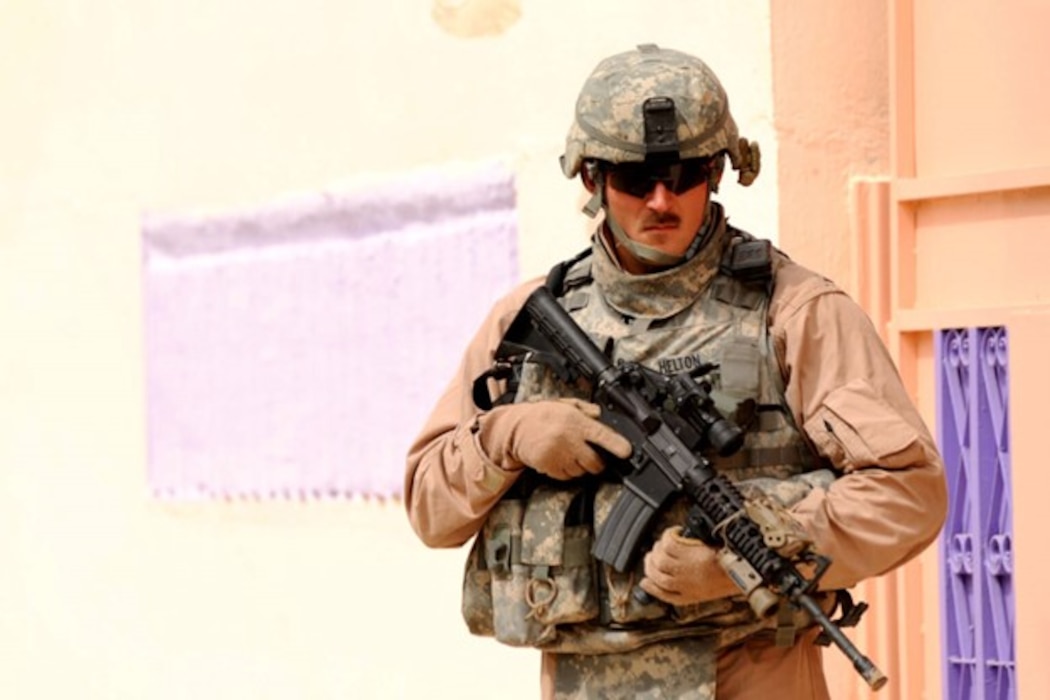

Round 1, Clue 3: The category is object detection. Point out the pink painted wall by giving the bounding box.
[771,6,904,698]
[772,0,891,289]
[773,1,1050,698]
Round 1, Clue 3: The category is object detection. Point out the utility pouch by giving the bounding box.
[462,484,600,647]
[461,529,496,637]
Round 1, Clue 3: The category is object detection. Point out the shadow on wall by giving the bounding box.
[432,0,522,38]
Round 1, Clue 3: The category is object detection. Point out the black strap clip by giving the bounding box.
[720,238,772,284]
[471,358,522,410]
[815,590,870,647]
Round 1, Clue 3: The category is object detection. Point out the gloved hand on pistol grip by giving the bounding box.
[639,526,739,606]
[476,398,632,480]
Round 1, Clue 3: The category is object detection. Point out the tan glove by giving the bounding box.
[476,398,632,480]
[639,526,739,606]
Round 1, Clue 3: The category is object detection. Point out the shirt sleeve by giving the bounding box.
[403,279,544,548]
[769,264,948,590]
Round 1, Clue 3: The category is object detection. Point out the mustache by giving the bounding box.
[642,213,681,227]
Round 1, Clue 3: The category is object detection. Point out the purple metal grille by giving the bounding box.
[937,328,1016,700]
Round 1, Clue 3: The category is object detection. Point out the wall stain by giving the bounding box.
[432,0,521,38]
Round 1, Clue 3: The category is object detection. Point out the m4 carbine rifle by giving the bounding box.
[496,285,887,691]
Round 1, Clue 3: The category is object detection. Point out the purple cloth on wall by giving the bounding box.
[143,163,518,499]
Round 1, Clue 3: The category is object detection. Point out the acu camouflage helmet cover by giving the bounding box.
[561,44,761,187]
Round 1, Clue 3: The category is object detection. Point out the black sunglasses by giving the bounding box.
[603,158,712,198]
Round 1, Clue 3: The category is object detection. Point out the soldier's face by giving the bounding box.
[603,171,709,274]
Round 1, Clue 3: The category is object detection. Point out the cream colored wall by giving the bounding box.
[0,2,778,698]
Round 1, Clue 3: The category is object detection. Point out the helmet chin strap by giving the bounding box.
[582,176,713,269]
[606,215,685,267]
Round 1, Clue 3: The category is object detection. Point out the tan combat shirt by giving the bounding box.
[404,237,948,698]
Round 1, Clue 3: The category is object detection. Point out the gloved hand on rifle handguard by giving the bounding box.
[475,398,632,480]
[639,526,740,606]
[640,486,821,608]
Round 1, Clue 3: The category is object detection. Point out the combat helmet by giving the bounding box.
[561,44,760,190]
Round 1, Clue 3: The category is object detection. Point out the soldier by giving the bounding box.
[404,44,947,699]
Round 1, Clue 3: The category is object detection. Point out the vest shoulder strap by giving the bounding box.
[719,227,773,285]
[545,247,593,297]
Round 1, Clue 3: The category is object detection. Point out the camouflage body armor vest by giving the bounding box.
[461,217,836,672]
